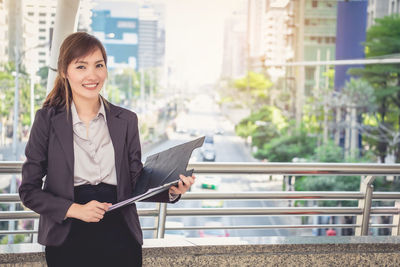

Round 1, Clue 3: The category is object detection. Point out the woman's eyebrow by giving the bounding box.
[74,59,104,64]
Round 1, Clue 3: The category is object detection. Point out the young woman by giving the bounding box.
[19,32,194,267]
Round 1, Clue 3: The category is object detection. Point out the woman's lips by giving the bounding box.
[82,83,98,90]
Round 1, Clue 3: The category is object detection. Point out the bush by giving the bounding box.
[255,129,316,161]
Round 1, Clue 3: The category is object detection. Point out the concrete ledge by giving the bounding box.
[1,236,400,266]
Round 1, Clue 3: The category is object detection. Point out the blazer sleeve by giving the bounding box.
[126,112,179,203]
[19,109,73,224]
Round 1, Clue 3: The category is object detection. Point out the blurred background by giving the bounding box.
[1,0,400,243]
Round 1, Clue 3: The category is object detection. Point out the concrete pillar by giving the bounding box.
[46,0,81,94]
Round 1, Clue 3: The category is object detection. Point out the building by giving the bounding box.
[91,1,165,71]
[7,0,92,75]
[301,0,337,94]
[92,9,139,69]
[0,0,8,66]
[367,0,400,28]
[247,0,265,68]
[263,0,294,80]
[221,11,247,79]
[138,5,159,70]
[246,0,295,78]
[92,1,139,69]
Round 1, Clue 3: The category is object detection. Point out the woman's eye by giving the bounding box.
[76,65,85,69]
[96,63,104,68]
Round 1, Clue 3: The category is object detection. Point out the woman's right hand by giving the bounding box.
[66,200,112,222]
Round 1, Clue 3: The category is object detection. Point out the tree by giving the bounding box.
[255,127,317,162]
[233,72,273,109]
[235,106,286,149]
[348,15,400,162]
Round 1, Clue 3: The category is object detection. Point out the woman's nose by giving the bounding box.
[86,66,99,78]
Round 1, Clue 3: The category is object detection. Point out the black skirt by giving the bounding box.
[45,183,142,267]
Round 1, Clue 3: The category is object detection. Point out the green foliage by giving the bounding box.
[37,66,48,89]
[255,128,317,161]
[342,78,376,111]
[233,72,273,106]
[234,72,272,94]
[348,15,400,162]
[373,176,400,192]
[235,106,286,148]
[0,234,26,244]
[114,68,141,99]
[0,63,15,118]
[313,141,343,162]
[295,176,360,192]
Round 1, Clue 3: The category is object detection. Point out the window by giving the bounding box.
[306,67,316,80]
[39,28,46,32]
[312,0,318,8]
[28,12,34,16]
[39,52,46,56]
[39,36,46,40]
[39,20,46,24]
[39,60,46,64]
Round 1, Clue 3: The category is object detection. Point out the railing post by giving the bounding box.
[156,203,167,239]
[391,200,400,236]
[355,175,375,236]
[153,203,161,238]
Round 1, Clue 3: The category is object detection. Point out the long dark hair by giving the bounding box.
[43,32,108,111]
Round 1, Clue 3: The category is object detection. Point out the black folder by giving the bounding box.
[108,136,205,211]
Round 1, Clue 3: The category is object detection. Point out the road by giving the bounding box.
[138,94,302,241]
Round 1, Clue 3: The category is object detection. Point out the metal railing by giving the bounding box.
[1,162,400,238]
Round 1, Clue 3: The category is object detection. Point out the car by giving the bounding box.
[198,221,229,238]
[204,135,214,144]
[201,199,224,208]
[200,176,220,190]
[214,128,224,135]
[201,143,216,161]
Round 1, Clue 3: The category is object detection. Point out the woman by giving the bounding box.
[19,32,194,267]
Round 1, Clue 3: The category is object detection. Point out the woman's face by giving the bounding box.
[66,48,107,103]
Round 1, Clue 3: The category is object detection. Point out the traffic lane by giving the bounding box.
[213,134,256,162]
[225,199,289,237]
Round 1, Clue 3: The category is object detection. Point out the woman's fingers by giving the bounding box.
[79,201,112,222]
[169,175,196,195]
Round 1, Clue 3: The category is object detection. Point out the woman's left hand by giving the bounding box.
[169,174,195,195]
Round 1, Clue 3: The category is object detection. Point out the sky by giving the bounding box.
[165,0,243,89]
[93,0,244,89]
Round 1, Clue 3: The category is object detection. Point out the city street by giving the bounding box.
[138,94,303,241]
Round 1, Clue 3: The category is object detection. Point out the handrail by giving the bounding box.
[2,191,400,202]
[187,162,400,175]
[1,161,400,239]
[2,161,400,175]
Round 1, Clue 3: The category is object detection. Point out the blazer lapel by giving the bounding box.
[106,105,127,185]
[51,109,74,175]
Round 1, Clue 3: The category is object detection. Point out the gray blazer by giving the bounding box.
[19,102,175,246]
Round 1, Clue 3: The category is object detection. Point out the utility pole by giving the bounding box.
[246,0,252,103]
[295,0,305,128]
[140,68,145,112]
[12,47,19,161]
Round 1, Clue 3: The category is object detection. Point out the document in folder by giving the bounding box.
[108,136,205,212]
